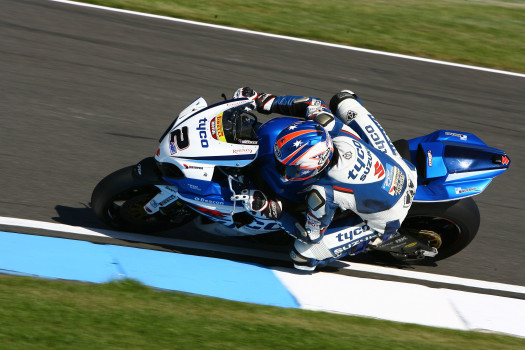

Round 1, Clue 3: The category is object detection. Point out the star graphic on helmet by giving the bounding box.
[293,140,303,148]
[288,124,298,130]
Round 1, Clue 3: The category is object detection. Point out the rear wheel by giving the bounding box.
[401,197,480,262]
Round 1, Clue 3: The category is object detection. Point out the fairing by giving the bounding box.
[156,98,259,181]
[406,130,510,201]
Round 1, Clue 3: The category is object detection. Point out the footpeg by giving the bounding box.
[421,247,438,258]
[370,232,438,261]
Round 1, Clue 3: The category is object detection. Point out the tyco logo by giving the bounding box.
[348,140,372,181]
[197,118,209,148]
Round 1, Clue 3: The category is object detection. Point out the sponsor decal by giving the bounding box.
[366,115,398,156]
[274,142,282,159]
[210,117,218,140]
[187,183,202,191]
[455,187,478,194]
[267,201,281,219]
[238,139,258,145]
[216,113,227,142]
[427,150,433,167]
[197,118,209,148]
[193,197,225,205]
[374,161,385,178]
[343,151,353,160]
[365,124,386,153]
[393,168,406,196]
[306,105,324,118]
[232,148,253,154]
[159,195,176,206]
[183,164,204,170]
[381,164,405,196]
[169,142,178,155]
[336,223,371,242]
[403,179,415,208]
[305,212,321,231]
[345,110,357,123]
[226,100,250,108]
[312,98,322,106]
[445,131,467,141]
[331,225,375,257]
[348,140,376,181]
[314,145,332,166]
[502,155,510,165]
[163,186,179,194]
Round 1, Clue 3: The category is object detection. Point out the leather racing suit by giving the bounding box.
[244,89,418,270]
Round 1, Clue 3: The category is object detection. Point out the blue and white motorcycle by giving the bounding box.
[91,97,511,263]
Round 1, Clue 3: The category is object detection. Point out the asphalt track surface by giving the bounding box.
[1,0,524,286]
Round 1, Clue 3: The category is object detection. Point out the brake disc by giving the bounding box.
[414,229,442,249]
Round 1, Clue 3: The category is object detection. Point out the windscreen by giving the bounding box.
[213,106,258,145]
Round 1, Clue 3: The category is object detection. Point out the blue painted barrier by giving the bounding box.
[0,231,299,308]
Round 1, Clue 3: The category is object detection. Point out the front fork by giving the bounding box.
[142,175,249,215]
[143,185,180,214]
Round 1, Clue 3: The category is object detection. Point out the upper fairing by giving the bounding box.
[156,98,259,181]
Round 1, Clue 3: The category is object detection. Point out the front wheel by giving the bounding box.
[91,161,194,233]
[400,197,480,262]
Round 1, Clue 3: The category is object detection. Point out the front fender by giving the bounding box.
[135,157,165,184]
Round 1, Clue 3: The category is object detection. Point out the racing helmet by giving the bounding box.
[273,120,334,181]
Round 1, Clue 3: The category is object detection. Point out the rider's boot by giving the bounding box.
[289,230,374,271]
[369,231,438,260]
[289,246,324,271]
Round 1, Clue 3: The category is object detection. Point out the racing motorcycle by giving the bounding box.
[91,96,511,264]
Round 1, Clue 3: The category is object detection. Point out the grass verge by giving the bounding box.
[76,0,525,73]
[1,274,524,349]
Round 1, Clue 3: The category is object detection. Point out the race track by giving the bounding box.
[1,0,524,285]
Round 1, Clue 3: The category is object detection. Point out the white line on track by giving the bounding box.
[50,0,525,79]
[339,262,525,295]
[0,216,287,261]
[2,215,524,296]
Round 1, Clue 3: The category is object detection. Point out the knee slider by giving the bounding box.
[329,90,358,113]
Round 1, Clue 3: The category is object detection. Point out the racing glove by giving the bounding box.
[233,87,276,114]
[233,189,283,220]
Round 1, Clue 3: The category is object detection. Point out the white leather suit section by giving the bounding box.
[294,97,417,262]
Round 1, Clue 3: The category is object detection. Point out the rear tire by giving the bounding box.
[402,197,480,262]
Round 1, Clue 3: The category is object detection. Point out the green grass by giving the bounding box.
[6,1,525,347]
[1,275,524,349]
[77,0,525,73]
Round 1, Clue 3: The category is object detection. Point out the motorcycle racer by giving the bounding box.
[234,87,429,270]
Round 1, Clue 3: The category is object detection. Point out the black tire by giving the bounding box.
[402,197,480,262]
[91,158,191,233]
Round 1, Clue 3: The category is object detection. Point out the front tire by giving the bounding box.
[91,160,190,233]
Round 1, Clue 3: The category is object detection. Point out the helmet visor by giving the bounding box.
[276,161,302,181]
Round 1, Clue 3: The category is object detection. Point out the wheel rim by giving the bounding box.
[106,187,170,229]
[119,193,157,225]
[402,216,462,254]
